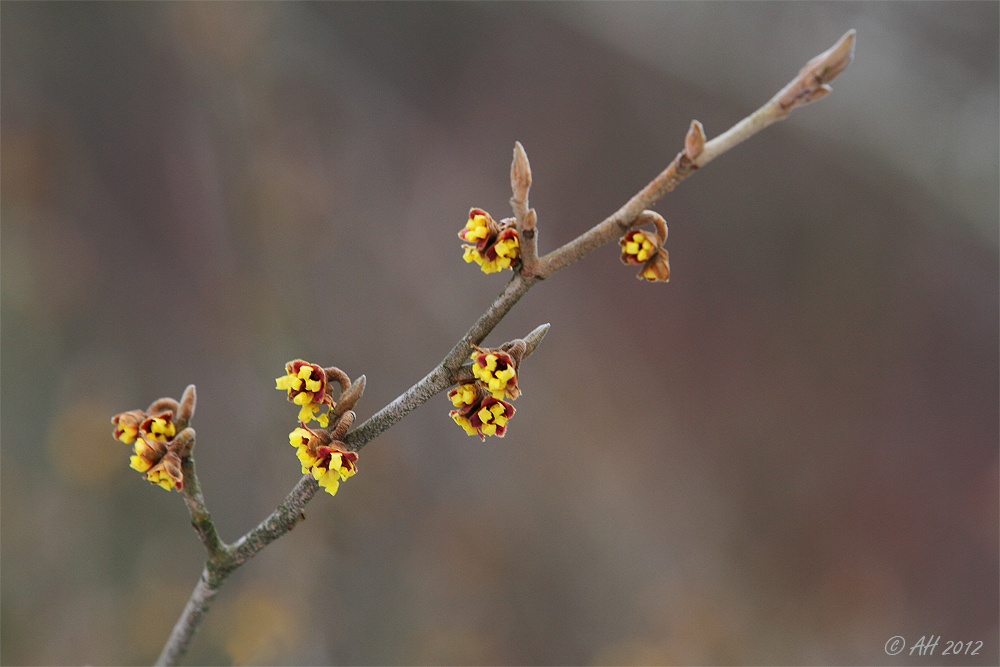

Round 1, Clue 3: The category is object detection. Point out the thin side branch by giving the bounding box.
[179,457,226,560]
[346,272,537,450]
[532,29,856,278]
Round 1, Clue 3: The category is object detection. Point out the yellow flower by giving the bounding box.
[112,410,144,444]
[296,402,330,428]
[449,382,478,407]
[449,385,515,441]
[140,414,176,442]
[458,208,520,274]
[276,360,329,408]
[622,230,656,263]
[289,426,314,448]
[620,229,670,283]
[145,451,183,491]
[460,210,492,244]
[130,436,167,473]
[287,424,358,496]
[310,445,358,497]
[470,347,520,399]
[113,399,193,492]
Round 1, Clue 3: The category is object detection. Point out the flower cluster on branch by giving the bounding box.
[276,361,365,496]
[288,421,358,497]
[111,386,196,491]
[459,208,520,274]
[448,339,526,441]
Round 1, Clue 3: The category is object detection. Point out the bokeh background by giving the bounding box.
[2,3,997,665]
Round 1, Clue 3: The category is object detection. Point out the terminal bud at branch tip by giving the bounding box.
[804,29,856,85]
[177,385,196,425]
[777,30,855,111]
[511,141,531,201]
[523,323,550,355]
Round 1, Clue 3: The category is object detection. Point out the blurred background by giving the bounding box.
[2,3,997,665]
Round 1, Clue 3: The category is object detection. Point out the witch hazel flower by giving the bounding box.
[620,210,670,283]
[111,386,197,491]
[288,416,358,497]
[448,381,515,441]
[279,361,364,496]
[112,410,145,444]
[459,208,520,274]
[276,360,335,427]
[470,341,525,400]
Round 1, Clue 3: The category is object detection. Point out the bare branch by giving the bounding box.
[699,29,855,166]
[179,456,227,561]
[532,30,856,278]
[347,274,537,450]
[227,474,316,563]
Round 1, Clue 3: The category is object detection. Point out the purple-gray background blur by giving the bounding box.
[2,3,997,665]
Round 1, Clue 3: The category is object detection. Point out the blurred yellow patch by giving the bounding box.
[126,581,194,660]
[412,626,498,665]
[217,590,300,665]
[591,639,676,666]
[48,400,122,488]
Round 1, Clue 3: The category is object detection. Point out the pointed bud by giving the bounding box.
[803,29,856,86]
[332,375,365,421]
[511,141,532,205]
[779,30,856,111]
[522,323,550,358]
[177,385,197,427]
[684,120,706,161]
[523,208,537,234]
